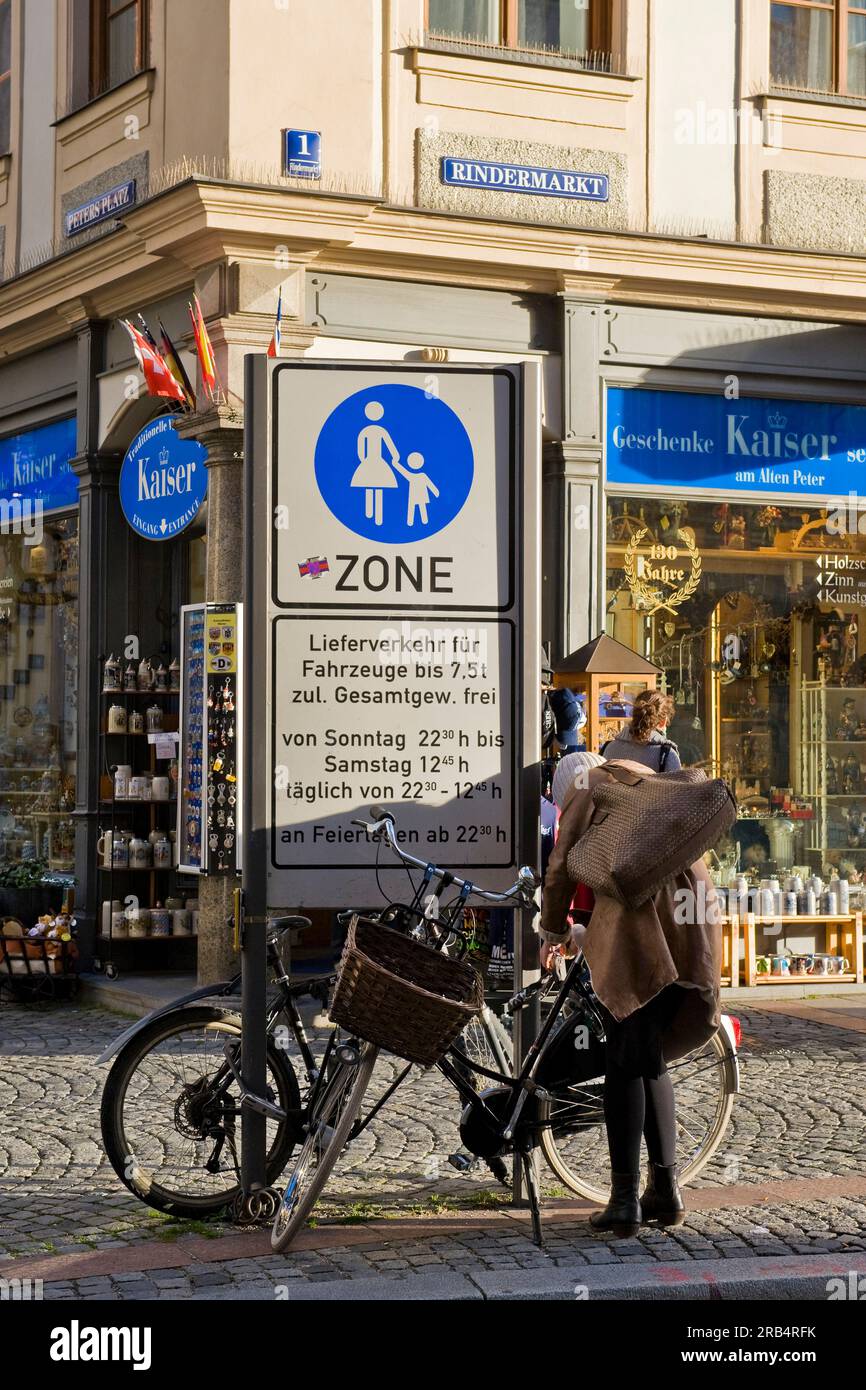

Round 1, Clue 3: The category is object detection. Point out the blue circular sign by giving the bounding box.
[314,384,474,544]
[120,416,208,541]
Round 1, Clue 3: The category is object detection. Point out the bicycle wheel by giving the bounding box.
[271,1041,378,1252]
[455,1006,513,1081]
[100,1006,301,1217]
[538,1029,735,1202]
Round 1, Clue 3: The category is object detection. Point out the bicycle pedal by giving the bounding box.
[447,1151,477,1173]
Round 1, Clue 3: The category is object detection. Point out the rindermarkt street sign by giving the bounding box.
[244,360,540,909]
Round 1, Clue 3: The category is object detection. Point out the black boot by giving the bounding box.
[589,1171,641,1238]
[640,1162,685,1226]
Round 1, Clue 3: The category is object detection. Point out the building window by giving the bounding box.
[427,0,612,58]
[771,1,866,96]
[0,0,11,154]
[90,0,147,99]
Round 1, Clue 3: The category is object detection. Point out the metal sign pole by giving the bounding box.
[240,359,268,1196]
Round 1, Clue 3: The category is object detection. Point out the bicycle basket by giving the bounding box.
[329,915,484,1067]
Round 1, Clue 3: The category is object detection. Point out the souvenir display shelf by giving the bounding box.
[738,911,864,987]
[800,680,866,863]
[95,658,195,979]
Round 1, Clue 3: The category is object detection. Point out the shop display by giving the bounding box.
[97,643,190,969]
[606,496,866,985]
[178,603,242,875]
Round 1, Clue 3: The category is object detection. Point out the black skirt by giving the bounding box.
[595,984,686,1080]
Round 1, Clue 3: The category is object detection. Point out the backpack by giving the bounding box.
[601,737,676,772]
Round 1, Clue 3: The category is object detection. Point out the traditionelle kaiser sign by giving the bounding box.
[120,416,208,540]
[244,360,540,909]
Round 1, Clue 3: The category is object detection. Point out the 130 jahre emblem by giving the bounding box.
[624,526,702,615]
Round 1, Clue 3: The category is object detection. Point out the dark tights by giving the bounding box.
[603,1056,677,1173]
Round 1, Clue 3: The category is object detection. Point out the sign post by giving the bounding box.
[242,358,540,1199]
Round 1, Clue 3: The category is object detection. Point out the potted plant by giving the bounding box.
[0,859,63,924]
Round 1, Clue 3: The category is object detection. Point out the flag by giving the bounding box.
[136,314,160,352]
[158,318,196,409]
[267,289,282,358]
[188,294,218,401]
[120,319,186,405]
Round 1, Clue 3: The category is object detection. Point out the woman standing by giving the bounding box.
[539,756,722,1238]
[601,689,681,773]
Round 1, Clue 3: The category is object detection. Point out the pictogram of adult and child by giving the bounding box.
[350,401,439,528]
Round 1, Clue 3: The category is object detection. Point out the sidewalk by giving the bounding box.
[2,995,866,1300]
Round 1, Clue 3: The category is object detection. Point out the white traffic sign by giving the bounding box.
[245,361,540,909]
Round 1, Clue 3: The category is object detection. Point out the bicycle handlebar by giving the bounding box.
[351,806,540,910]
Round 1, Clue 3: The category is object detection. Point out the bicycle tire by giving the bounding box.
[538,1028,735,1202]
[271,1043,378,1253]
[100,1006,301,1218]
[455,1006,513,1081]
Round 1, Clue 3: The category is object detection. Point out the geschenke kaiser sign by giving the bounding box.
[244,360,541,909]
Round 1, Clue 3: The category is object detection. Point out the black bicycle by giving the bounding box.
[98,917,512,1220]
[270,808,740,1250]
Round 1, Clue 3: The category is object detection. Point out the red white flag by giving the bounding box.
[267,289,282,358]
[121,319,186,404]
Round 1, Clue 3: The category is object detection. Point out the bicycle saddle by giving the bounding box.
[268,916,313,933]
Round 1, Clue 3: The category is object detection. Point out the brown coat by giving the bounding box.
[540,760,722,1061]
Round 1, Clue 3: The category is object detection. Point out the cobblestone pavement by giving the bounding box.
[1,997,865,1297]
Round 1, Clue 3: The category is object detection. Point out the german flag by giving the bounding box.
[188,293,218,401]
[158,318,196,410]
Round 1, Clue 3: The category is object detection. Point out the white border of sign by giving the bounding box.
[243,358,540,921]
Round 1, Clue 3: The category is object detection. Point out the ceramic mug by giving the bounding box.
[107,704,127,734]
[771,954,790,975]
[111,909,129,939]
[127,909,150,938]
[152,776,170,802]
[114,764,132,799]
[755,955,772,974]
[792,955,813,976]
[809,956,831,975]
[172,909,191,936]
[151,908,171,937]
[832,956,850,975]
[96,831,114,867]
[101,898,121,933]
[129,710,145,735]
[153,836,172,868]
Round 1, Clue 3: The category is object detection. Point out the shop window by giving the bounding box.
[771,0,866,96]
[427,0,612,60]
[0,0,11,155]
[0,517,79,879]
[605,496,866,887]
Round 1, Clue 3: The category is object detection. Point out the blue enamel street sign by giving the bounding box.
[120,415,208,541]
[283,129,322,178]
[0,418,78,514]
[64,179,136,237]
[440,157,609,201]
[607,386,866,498]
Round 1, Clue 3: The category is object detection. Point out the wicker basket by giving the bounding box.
[329,915,483,1067]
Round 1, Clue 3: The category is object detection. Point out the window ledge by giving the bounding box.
[53,68,156,128]
[420,35,636,80]
[757,87,866,113]
[0,152,10,173]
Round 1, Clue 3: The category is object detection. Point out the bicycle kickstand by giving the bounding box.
[520,1149,545,1249]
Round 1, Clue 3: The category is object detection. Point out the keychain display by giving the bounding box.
[179,608,205,870]
[178,604,241,875]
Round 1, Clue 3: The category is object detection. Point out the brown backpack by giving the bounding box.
[566,763,737,909]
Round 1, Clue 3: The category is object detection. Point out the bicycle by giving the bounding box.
[270,808,740,1251]
[98,917,512,1218]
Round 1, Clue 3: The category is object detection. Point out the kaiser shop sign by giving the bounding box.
[607,386,866,498]
[120,416,208,540]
